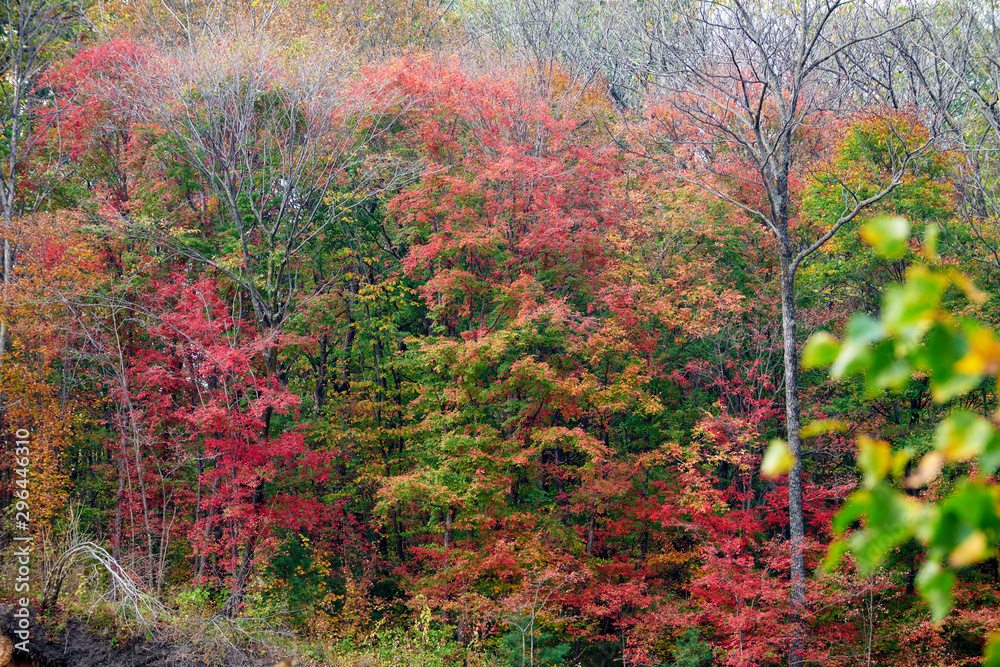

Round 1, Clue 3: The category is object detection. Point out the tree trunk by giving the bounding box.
[0,237,11,364]
[586,510,595,556]
[112,457,125,601]
[393,509,405,562]
[444,507,453,550]
[314,333,329,413]
[780,250,806,667]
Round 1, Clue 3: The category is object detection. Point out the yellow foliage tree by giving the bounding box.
[1,212,100,530]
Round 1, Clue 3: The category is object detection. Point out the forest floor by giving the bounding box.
[1,609,283,667]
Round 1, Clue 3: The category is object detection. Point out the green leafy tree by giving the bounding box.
[671,628,714,667]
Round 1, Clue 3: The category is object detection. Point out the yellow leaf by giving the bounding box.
[861,215,910,259]
[891,450,912,478]
[761,439,795,479]
[955,327,1000,375]
[936,411,994,461]
[923,222,940,262]
[857,435,892,488]
[950,530,988,567]
[947,269,987,305]
[906,451,944,488]
[801,419,848,438]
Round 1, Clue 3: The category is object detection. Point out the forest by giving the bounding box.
[4,0,1000,665]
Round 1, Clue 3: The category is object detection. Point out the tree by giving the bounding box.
[626,1,930,663]
[114,39,372,380]
[463,0,620,104]
[0,0,82,366]
[0,211,101,531]
[119,273,315,610]
[366,58,770,665]
[89,0,459,58]
[886,1,1000,286]
[86,0,281,46]
[799,110,954,318]
[370,57,653,645]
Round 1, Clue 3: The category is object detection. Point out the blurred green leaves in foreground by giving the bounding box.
[795,216,1000,663]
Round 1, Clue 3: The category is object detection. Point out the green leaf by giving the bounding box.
[916,560,955,621]
[864,339,911,396]
[861,215,910,259]
[830,315,883,379]
[937,482,1000,540]
[822,539,849,572]
[830,340,872,379]
[838,485,918,574]
[984,633,1000,667]
[882,266,949,341]
[917,324,979,402]
[857,435,891,488]
[802,331,840,369]
[982,435,1000,478]
[846,313,886,343]
[891,449,913,478]
[833,489,871,534]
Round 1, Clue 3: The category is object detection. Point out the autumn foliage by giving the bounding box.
[4,13,1000,667]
